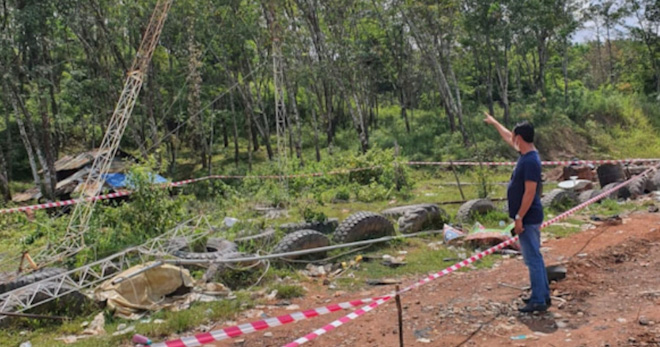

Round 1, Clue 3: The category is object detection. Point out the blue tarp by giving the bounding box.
[104,173,168,189]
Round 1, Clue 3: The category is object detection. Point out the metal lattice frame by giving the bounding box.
[36,0,174,264]
[0,216,215,318]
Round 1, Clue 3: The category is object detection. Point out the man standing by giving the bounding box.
[484,112,550,313]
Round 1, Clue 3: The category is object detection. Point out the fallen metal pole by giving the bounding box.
[113,230,448,284]
[0,311,69,320]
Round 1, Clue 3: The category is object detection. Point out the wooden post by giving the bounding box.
[395,285,404,347]
[449,160,466,201]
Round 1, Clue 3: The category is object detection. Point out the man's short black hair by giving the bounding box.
[513,121,534,143]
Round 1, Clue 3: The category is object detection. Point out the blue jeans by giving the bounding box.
[519,224,550,304]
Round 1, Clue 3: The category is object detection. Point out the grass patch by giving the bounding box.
[271,284,306,300]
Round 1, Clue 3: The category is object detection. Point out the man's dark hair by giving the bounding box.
[513,121,534,143]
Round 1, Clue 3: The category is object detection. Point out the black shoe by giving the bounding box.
[518,302,548,313]
[522,297,552,307]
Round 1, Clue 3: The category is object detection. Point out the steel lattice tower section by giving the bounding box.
[37,0,174,264]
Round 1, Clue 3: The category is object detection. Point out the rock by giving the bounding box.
[639,316,650,326]
[264,332,273,338]
[617,318,627,324]
[285,304,300,311]
[577,312,584,317]
[556,321,568,329]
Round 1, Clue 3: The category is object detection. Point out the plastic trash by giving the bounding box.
[133,334,153,345]
[223,217,239,227]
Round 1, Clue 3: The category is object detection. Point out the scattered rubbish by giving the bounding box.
[153,319,165,324]
[498,282,529,291]
[94,262,195,319]
[285,304,300,311]
[414,327,432,339]
[443,224,465,244]
[464,222,519,250]
[546,265,567,282]
[223,217,239,227]
[510,335,536,340]
[112,325,135,336]
[132,334,153,345]
[366,278,402,286]
[617,318,628,324]
[19,342,32,347]
[649,205,659,213]
[639,316,650,326]
[264,332,273,338]
[416,338,432,343]
[82,312,106,336]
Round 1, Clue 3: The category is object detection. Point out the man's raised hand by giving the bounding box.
[483,111,497,125]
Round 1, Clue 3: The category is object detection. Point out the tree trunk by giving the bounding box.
[13,105,42,193]
[0,143,11,203]
[4,106,12,181]
[562,41,569,106]
[311,107,321,162]
[230,89,239,168]
[399,88,410,133]
[348,91,369,153]
[39,94,57,198]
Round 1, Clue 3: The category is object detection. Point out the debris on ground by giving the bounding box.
[94,262,231,319]
[366,278,402,286]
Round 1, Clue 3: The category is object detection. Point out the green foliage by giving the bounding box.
[76,165,191,263]
[271,284,305,300]
[302,207,327,223]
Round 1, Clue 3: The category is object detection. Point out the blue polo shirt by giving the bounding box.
[507,151,544,224]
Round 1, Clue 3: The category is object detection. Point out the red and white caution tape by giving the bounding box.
[0,191,132,215]
[150,297,385,347]
[0,167,381,215]
[408,158,660,167]
[283,164,660,347]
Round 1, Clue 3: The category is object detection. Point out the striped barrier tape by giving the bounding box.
[0,167,381,215]
[283,163,660,347]
[408,158,660,167]
[4,158,658,215]
[150,297,385,347]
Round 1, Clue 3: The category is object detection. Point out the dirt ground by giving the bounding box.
[203,212,660,347]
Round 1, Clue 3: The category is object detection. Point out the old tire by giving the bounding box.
[646,170,660,191]
[333,212,395,244]
[172,238,239,260]
[578,189,602,204]
[456,199,496,223]
[397,206,449,234]
[272,230,331,260]
[278,218,339,235]
[0,268,67,295]
[541,189,578,210]
[602,182,632,200]
[381,204,439,219]
[628,176,649,199]
[597,164,625,187]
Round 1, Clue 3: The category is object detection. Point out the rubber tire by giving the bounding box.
[597,164,625,187]
[628,176,649,199]
[333,212,395,244]
[602,182,632,200]
[272,230,331,260]
[647,170,660,192]
[456,199,496,223]
[278,218,339,235]
[381,204,439,219]
[172,239,239,260]
[578,189,602,204]
[0,268,67,295]
[397,206,449,234]
[541,189,578,209]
